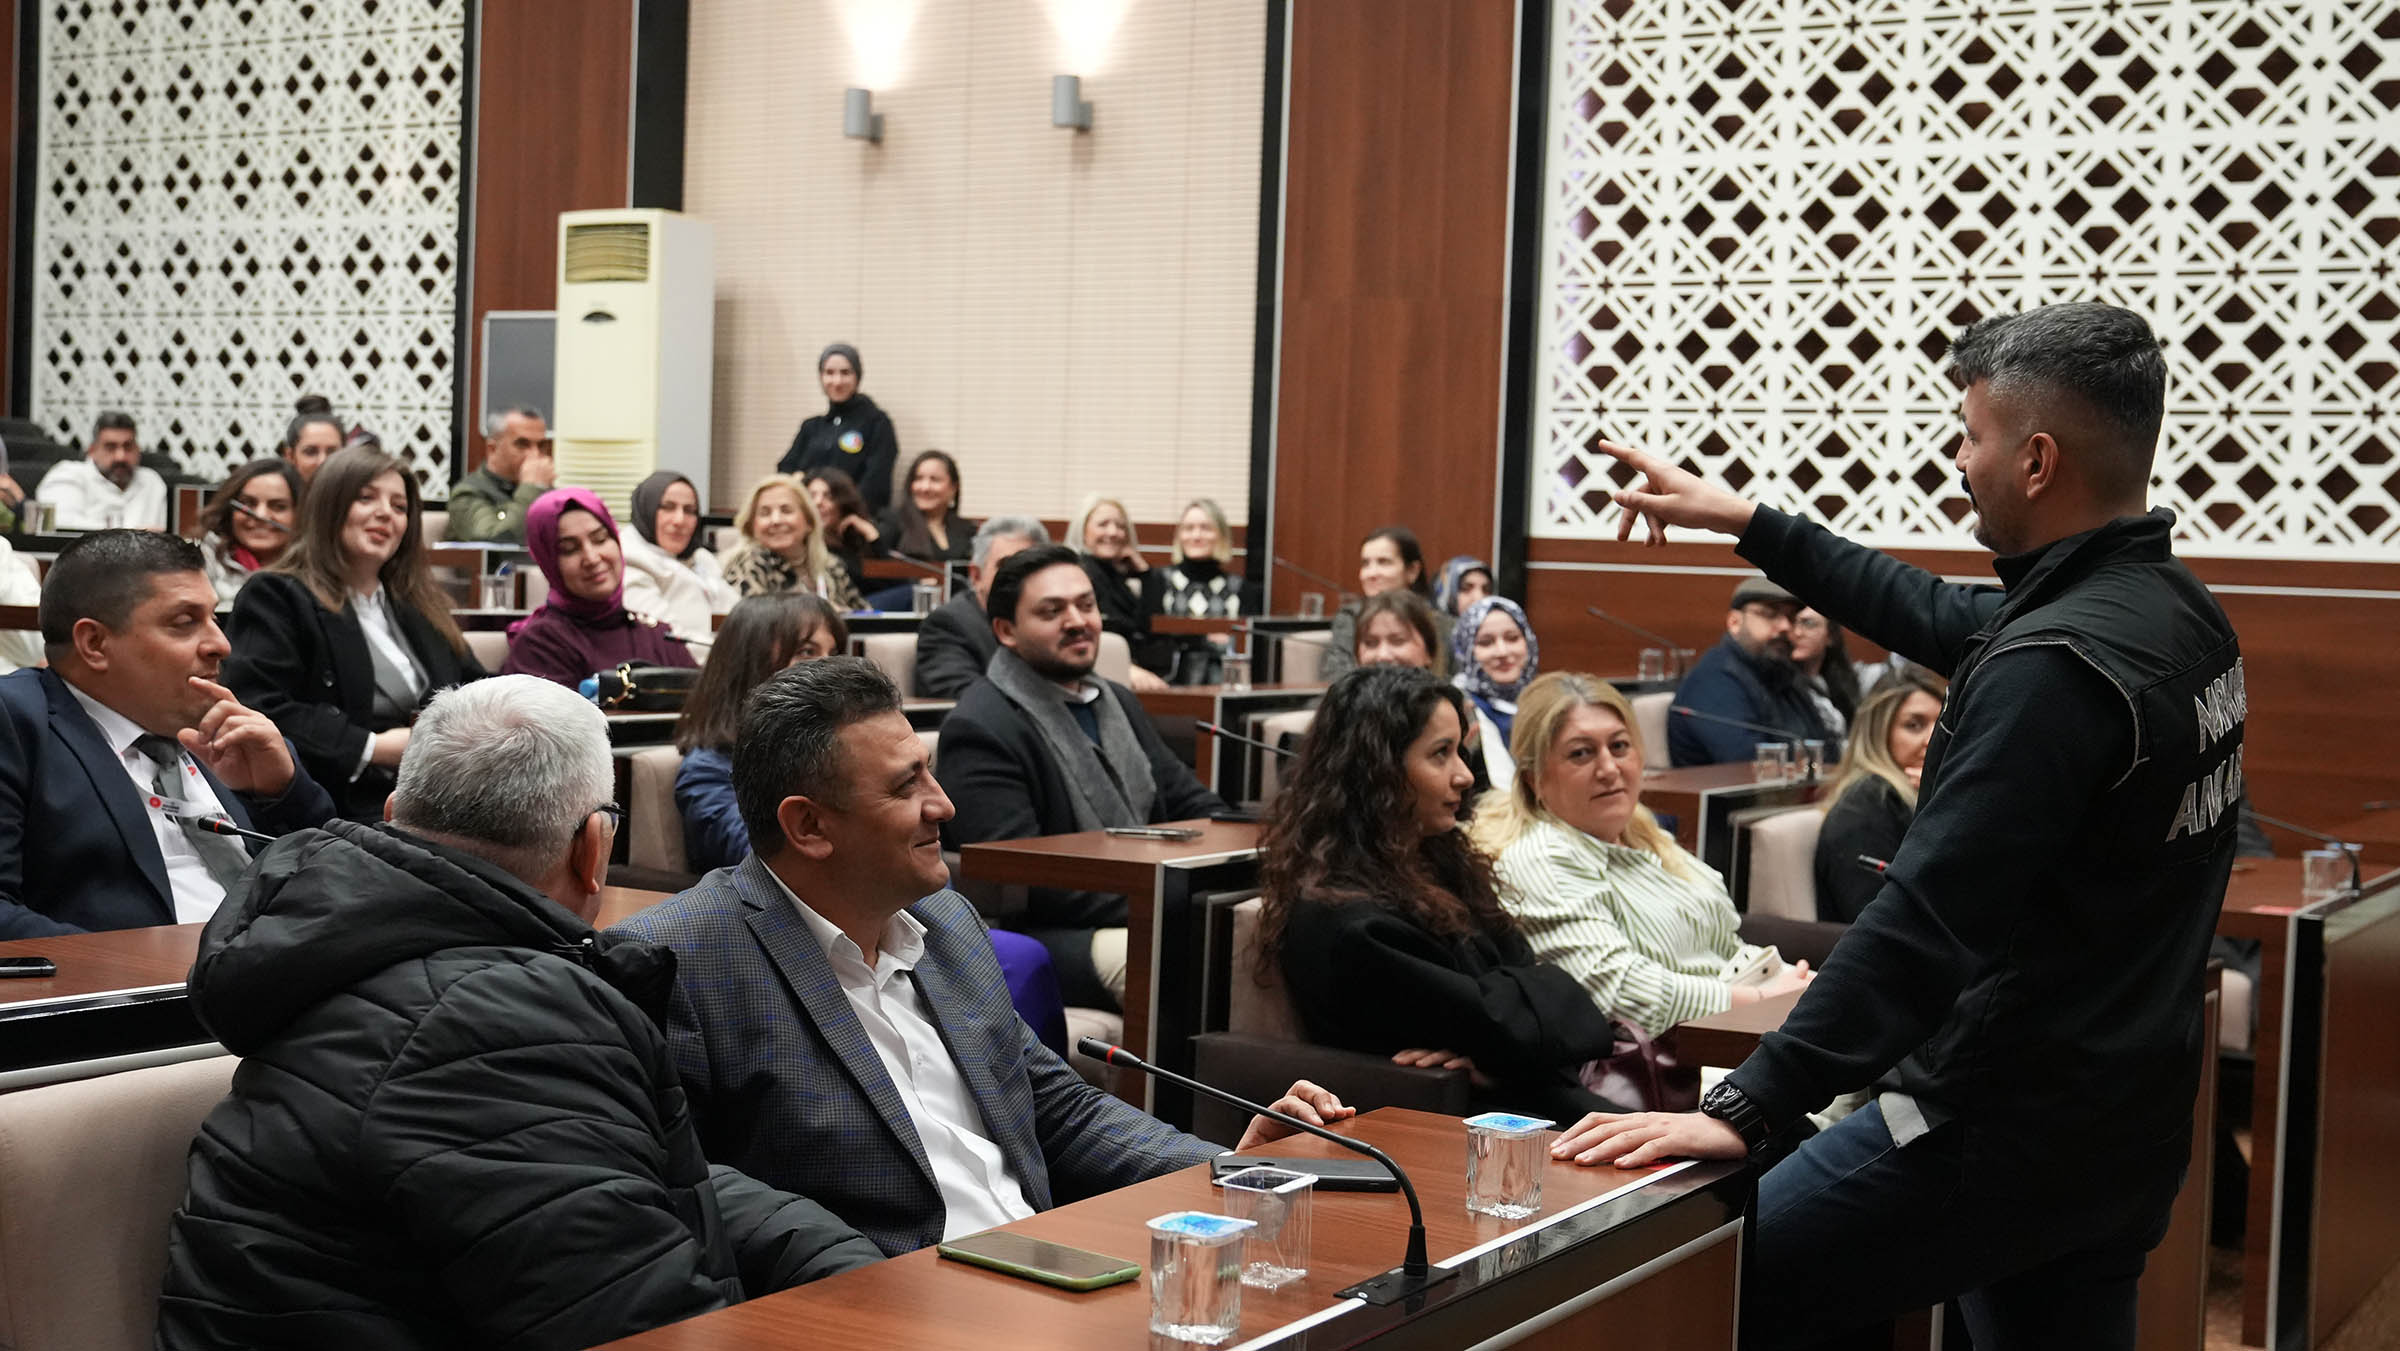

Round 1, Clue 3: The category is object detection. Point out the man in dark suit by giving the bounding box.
[911,516,1048,699]
[618,657,1346,1257]
[935,545,1227,1007]
[0,530,335,938]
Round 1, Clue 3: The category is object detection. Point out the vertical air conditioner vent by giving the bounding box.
[563,223,651,282]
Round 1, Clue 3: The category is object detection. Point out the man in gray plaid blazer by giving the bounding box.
[619,657,1349,1257]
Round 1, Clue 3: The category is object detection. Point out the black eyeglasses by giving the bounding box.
[592,802,625,833]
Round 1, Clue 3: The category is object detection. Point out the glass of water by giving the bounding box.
[1147,1211,1254,1344]
[1218,1167,1313,1290]
[910,579,940,616]
[1799,739,1827,781]
[2301,847,2356,904]
[1753,742,1792,783]
[1220,655,1252,692]
[1297,591,1326,619]
[1464,1112,1555,1219]
[1637,647,1668,682]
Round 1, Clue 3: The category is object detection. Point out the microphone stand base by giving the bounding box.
[1338,1262,1459,1306]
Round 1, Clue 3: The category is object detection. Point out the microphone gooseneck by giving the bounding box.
[1195,720,1298,760]
[2249,809,2364,898]
[1270,555,1351,597]
[1584,606,1682,654]
[1076,1037,1456,1305]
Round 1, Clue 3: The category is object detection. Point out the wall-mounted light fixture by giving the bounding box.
[844,87,884,143]
[1051,74,1094,131]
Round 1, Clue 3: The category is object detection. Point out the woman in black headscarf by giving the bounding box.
[777,342,902,514]
[618,469,735,655]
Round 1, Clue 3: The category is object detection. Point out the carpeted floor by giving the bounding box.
[2201,1220,2400,1350]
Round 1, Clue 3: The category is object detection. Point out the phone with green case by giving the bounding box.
[935,1230,1142,1291]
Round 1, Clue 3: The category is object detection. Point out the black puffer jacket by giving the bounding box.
[157,820,881,1351]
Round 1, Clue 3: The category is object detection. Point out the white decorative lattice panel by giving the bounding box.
[30,0,469,490]
[1533,0,2400,560]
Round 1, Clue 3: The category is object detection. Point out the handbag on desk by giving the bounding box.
[1580,1021,1701,1113]
[591,664,699,712]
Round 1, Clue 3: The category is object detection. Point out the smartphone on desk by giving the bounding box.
[936,1230,1141,1291]
[0,957,57,978]
[1103,825,1203,842]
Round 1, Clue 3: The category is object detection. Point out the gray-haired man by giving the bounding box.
[912,514,1051,699]
[159,675,879,1351]
[446,405,555,542]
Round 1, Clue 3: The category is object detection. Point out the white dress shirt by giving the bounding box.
[63,683,233,924]
[772,874,1036,1238]
[35,457,170,530]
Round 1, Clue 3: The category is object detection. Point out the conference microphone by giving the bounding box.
[1195,720,1297,759]
[153,797,278,845]
[229,499,294,533]
[1270,554,1351,597]
[1584,606,1683,656]
[1669,705,1821,778]
[1075,1037,1458,1306]
[2249,808,2364,899]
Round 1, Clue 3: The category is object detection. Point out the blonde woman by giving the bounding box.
[719,474,865,610]
[1812,670,1945,922]
[1142,497,1254,683]
[1067,493,1171,689]
[1472,673,1813,1039]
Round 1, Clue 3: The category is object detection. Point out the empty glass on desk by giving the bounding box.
[1217,1166,1313,1290]
[1799,739,1827,781]
[911,579,940,616]
[1753,742,1792,783]
[1464,1112,1555,1219]
[1297,591,1326,619]
[480,565,516,611]
[2301,847,2358,904]
[1637,648,1668,682]
[1147,1212,1254,1344]
[1220,655,1252,692]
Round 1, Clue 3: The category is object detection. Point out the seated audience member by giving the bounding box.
[1791,606,1863,741]
[778,342,900,513]
[1452,595,1539,783]
[36,411,169,530]
[619,657,1347,1256]
[1813,671,1946,923]
[721,474,867,610]
[1257,664,1627,1122]
[675,594,850,873]
[937,546,1228,1007]
[197,457,303,607]
[620,470,736,656]
[1434,555,1493,617]
[225,447,486,820]
[913,515,1049,699]
[1067,493,1170,685]
[0,538,39,672]
[1143,497,1253,683]
[803,466,886,599]
[879,449,974,576]
[501,489,694,687]
[281,409,346,484]
[1473,673,1813,1044]
[1322,526,1444,680]
[156,677,879,1351]
[0,531,335,938]
[1666,576,1837,767]
[446,406,555,543]
[1354,589,1487,797]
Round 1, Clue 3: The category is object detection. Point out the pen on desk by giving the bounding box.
[1857,854,1891,875]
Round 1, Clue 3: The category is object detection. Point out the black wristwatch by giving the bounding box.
[1698,1080,1772,1153]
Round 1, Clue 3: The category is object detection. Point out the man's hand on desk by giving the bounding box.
[1550,1110,1748,1169]
[1233,1079,1355,1151]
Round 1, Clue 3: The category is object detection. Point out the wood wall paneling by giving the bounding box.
[464,0,634,472]
[1270,0,1517,610]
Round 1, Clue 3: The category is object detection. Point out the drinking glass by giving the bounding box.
[1220,655,1252,692]
[1218,1167,1313,1290]
[1147,1212,1253,1344]
[1637,648,1668,682]
[1753,742,1792,783]
[1297,592,1326,619]
[1464,1112,1555,1219]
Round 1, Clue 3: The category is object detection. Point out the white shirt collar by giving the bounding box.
[771,870,929,975]
[63,680,153,760]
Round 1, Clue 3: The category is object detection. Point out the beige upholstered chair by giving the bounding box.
[0,1055,239,1351]
[419,508,448,544]
[918,729,940,774]
[464,628,510,672]
[1742,806,1824,921]
[1095,630,1132,684]
[1630,690,1673,761]
[855,633,918,698]
[1275,628,1331,686]
[1252,708,1315,806]
[627,745,688,875]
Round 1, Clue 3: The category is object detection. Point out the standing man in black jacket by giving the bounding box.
[937,546,1226,1008]
[1552,304,2244,1350]
[159,675,878,1351]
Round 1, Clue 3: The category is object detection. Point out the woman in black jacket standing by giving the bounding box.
[225,446,486,819]
[1256,664,1628,1123]
[777,343,901,514]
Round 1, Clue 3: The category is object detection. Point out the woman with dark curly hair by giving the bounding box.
[1256,664,1629,1121]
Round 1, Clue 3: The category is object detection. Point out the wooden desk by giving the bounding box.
[0,886,670,1078]
[1137,684,1327,801]
[596,1109,1750,1351]
[1640,763,1828,878]
[959,820,1262,1120]
[1151,615,1240,637]
[2324,805,2400,867]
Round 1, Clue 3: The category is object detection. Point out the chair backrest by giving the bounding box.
[919,728,940,773]
[855,633,918,699]
[0,1055,239,1351]
[1631,691,1673,763]
[1095,630,1132,684]
[627,745,687,874]
[464,628,510,672]
[1743,806,1824,921]
[1277,629,1331,685]
[1252,708,1315,806]
[419,508,448,544]
[1225,896,1305,1042]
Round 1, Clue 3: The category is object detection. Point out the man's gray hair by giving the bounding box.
[482,404,547,438]
[972,515,1050,569]
[391,676,612,876]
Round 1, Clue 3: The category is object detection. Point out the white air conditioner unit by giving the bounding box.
[551,208,714,520]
